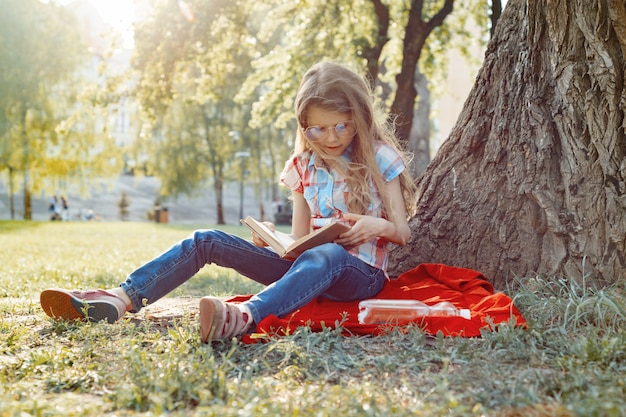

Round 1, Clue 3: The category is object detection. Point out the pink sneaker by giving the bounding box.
[199,297,253,343]
[40,289,127,324]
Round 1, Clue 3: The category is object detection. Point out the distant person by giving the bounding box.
[61,196,69,221]
[48,196,57,220]
[40,61,417,343]
[49,195,61,221]
[85,209,101,222]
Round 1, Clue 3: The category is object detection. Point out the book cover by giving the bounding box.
[240,216,351,260]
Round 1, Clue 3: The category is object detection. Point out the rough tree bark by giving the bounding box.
[388,0,626,289]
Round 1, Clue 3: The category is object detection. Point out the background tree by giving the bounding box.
[389,0,626,287]
[0,0,81,219]
[489,0,502,39]
[0,0,118,220]
[131,0,490,220]
[241,0,491,176]
[388,0,453,169]
[132,0,277,224]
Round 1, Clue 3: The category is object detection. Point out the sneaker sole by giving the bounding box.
[199,297,226,343]
[40,289,120,324]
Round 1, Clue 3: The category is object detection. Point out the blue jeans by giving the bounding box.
[120,229,386,324]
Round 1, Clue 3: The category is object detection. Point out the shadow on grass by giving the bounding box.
[0,220,48,233]
[158,223,292,237]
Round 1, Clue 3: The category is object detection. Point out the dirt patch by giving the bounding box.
[2,296,202,328]
[129,296,201,324]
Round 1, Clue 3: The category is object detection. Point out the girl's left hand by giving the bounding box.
[334,213,390,247]
[251,221,276,246]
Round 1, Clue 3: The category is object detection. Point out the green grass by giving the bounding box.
[1,221,625,416]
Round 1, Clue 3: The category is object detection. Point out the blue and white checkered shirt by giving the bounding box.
[280,141,405,274]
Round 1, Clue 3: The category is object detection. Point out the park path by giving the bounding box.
[0,175,271,225]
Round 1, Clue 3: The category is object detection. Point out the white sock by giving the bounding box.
[109,287,132,311]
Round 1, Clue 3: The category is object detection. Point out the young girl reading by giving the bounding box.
[40,61,417,343]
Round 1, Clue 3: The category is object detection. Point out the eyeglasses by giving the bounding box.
[302,120,357,141]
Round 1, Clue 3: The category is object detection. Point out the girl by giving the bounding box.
[40,61,417,343]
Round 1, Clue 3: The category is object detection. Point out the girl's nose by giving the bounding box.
[325,128,340,143]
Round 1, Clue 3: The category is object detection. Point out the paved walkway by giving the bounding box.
[0,175,273,225]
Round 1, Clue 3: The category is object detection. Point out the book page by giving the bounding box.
[242,216,350,259]
[272,230,295,248]
[241,217,294,254]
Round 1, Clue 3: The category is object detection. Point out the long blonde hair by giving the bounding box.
[294,61,416,217]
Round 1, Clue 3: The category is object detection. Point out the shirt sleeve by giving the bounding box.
[375,142,406,182]
[280,155,305,193]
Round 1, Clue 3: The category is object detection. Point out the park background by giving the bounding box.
[2,1,626,416]
[0,0,485,225]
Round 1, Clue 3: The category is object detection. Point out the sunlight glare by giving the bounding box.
[87,0,135,32]
[58,0,135,48]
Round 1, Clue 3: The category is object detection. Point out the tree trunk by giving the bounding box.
[390,0,454,144]
[388,0,626,288]
[21,108,31,220]
[8,166,15,219]
[214,174,225,225]
[490,0,502,39]
[23,183,31,220]
[408,67,431,177]
[363,0,390,87]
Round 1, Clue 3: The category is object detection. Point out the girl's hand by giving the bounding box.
[334,213,393,247]
[251,221,276,246]
[334,177,411,246]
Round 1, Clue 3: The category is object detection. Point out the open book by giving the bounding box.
[241,216,351,260]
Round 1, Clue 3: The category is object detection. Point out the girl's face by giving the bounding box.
[304,105,356,157]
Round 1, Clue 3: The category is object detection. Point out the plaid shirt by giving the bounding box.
[280,141,406,275]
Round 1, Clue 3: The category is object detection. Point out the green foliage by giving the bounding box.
[238,0,383,129]
[0,0,83,103]
[128,0,492,205]
[0,0,82,143]
[0,0,123,202]
[416,0,491,98]
[131,0,293,212]
[1,221,626,416]
[1,0,492,220]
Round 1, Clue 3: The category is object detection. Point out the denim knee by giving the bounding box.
[299,243,348,266]
[190,229,221,245]
[188,229,232,258]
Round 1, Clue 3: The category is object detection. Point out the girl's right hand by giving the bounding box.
[251,221,276,246]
